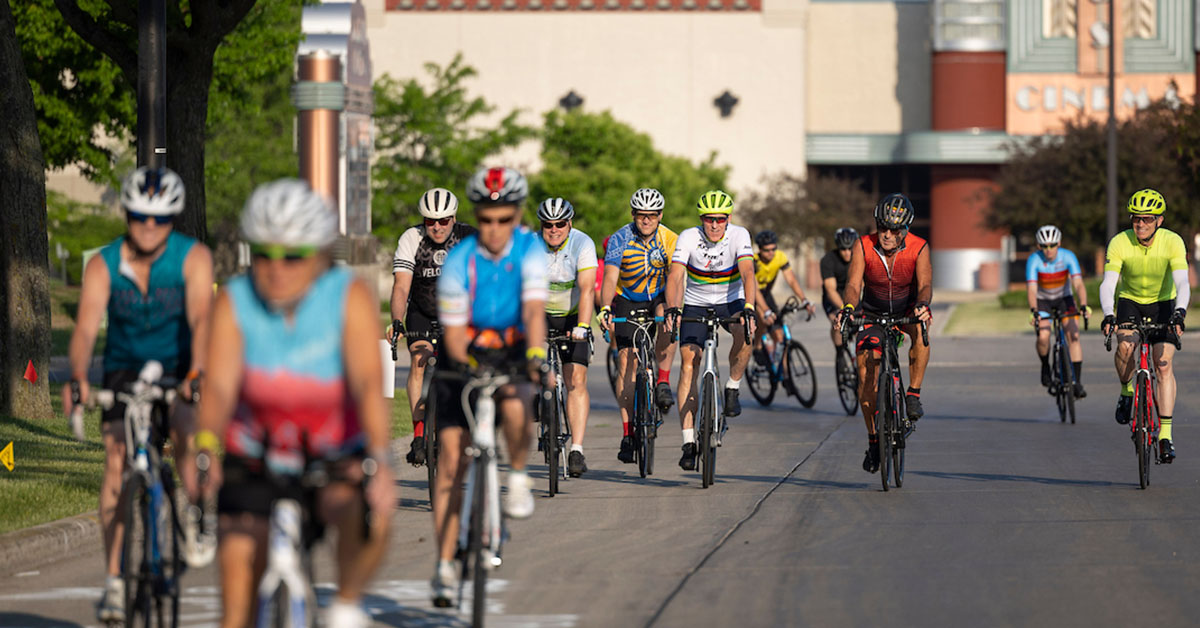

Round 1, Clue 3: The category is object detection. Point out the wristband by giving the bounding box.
[842,304,854,311]
[194,429,221,453]
[600,305,612,314]
[526,346,547,361]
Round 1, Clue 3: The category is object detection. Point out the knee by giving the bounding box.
[1155,359,1173,377]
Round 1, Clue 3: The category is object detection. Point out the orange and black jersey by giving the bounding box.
[857,232,928,316]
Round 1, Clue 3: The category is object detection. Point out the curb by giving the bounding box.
[0,511,101,575]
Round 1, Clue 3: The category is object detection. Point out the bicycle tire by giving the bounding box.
[785,342,817,408]
[1051,339,1067,423]
[1135,372,1150,489]
[606,345,619,396]
[892,384,905,488]
[157,466,183,628]
[121,472,152,628]
[425,383,438,508]
[635,372,650,478]
[701,373,717,488]
[470,456,489,627]
[746,349,777,406]
[876,369,892,492]
[557,382,570,484]
[836,346,859,416]
[1060,341,1076,425]
[547,389,560,497]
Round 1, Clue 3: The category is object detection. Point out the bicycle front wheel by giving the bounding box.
[546,391,561,497]
[875,370,892,492]
[156,467,183,628]
[425,385,439,508]
[1135,372,1151,489]
[700,374,717,488]
[469,458,489,626]
[635,373,650,478]
[891,386,905,488]
[121,473,152,628]
[837,346,859,416]
[785,342,817,408]
[1062,344,1076,425]
[747,348,777,406]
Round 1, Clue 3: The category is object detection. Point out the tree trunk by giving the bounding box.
[0,0,53,420]
[165,47,214,242]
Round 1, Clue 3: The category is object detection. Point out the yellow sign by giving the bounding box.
[0,441,12,472]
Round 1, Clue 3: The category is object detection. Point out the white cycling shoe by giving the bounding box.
[431,560,458,608]
[96,576,125,623]
[326,598,369,628]
[503,472,535,519]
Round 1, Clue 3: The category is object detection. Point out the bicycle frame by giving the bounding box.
[542,332,580,493]
[1106,318,1177,488]
[678,310,748,487]
[610,313,663,478]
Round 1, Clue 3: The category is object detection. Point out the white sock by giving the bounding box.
[726,377,741,390]
[682,428,695,444]
[570,444,583,453]
[509,469,528,485]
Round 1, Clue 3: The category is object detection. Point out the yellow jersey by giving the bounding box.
[754,250,791,291]
[1103,228,1188,305]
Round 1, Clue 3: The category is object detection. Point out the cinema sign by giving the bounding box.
[1006,74,1194,135]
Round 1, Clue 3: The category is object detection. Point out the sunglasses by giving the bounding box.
[424,217,452,227]
[541,220,569,230]
[1131,215,1158,224]
[126,211,173,226]
[701,215,728,224]
[633,212,661,220]
[477,214,518,226]
[1039,243,1058,250]
[250,243,319,262]
[877,226,906,235]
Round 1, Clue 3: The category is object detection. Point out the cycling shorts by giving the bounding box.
[1035,295,1078,320]
[855,319,921,356]
[434,347,528,433]
[99,366,187,425]
[404,308,439,346]
[547,315,591,366]
[612,294,663,350]
[1116,298,1177,345]
[216,455,353,546]
[679,299,745,348]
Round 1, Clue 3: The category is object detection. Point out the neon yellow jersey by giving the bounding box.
[1103,228,1189,305]
[754,250,791,291]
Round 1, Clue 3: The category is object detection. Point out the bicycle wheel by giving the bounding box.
[837,346,859,416]
[425,384,438,508]
[635,372,650,478]
[469,458,488,627]
[121,473,152,628]
[891,384,905,488]
[643,402,656,477]
[784,342,817,408]
[700,374,717,488]
[1135,372,1150,489]
[156,467,183,628]
[1059,341,1076,425]
[606,345,619,396]
[546,389,560,497]
[747,349,777,406]
[1051,343,1066,422]
[875,370,892,492]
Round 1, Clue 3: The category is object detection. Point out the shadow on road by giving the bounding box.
[0,612,84,628]
[920,413,1054,425]
[911,470,1122,487]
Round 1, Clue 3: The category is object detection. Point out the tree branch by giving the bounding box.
[52,0,137,78]
[191,0,258,46]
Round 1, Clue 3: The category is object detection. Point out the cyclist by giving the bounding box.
[752,230,815,361]
[390,187,477,467]
[1026,224,1091,397]
[839,193,933,474]
[188,179,395,628]
[537,197,598,477]
[665,190,759,471]
[60,167,212,624]
[1100,188,1189,463]
[598,188,679,465]
[821,228,858,359]
[430,166,548,606]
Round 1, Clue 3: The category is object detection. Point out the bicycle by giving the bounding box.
[1105,318,1179,489]
[842,313,928,492]
[835,339,859,416]
[540,329,589,494]
[606,311,664,478]
[675,309,751,489]
[72,360,186,627]
[1044,306,1087,424]
[391,321,443,506]
[605,343,620,396]
[746,296,817,408]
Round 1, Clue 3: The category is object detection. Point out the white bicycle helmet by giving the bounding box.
[537,197,575,222]
[1035,225,1061,246]
[418,188,459,219]
[630,188,665,212]
[466,167,528,205]
[240,179,339,248]
[121,167,185,216]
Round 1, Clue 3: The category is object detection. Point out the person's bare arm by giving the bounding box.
[576,267,597,328]
[665,263,686,331]
[183,244,214,392]
[444,325,470,366]
[842,242,865,309]
[195,291,243,441]
[823,277,842,309]
[914,245,933,323]
[1070,275,1088,311]
[737,256,759,335]
[389,271,414,323]
[62,255,111,412]
[1027,281,1039,312]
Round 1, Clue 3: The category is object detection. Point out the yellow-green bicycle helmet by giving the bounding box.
[1127,189,1166,215]
[697,190,734,215]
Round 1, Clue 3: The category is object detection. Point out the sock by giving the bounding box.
[657,369,670,385]
[1038,353,1049,369]
[1122,380,1134,397]
[622,422,631,437]
[413,420,424,438]
[1159,416,1172,441]
[1072,361,1082,383]
[682,428,695,444]
[570,444,583,454]
[509,469,528,484]
[726,377,741,390]
[868,434,879,445]
[906,386,921,398]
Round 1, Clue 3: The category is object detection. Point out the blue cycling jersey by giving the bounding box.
[1025,248,1082,301]
[438,228,548,332]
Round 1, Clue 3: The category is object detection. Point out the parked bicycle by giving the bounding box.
[1045,306,1087,424]
[540,329,590,494]
[1106,318,1179,489]
[747,296,817,408]
[842,313,928,492]
[606,311,664,478]
[391,321,443,507]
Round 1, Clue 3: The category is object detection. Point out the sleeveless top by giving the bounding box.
[101,232,195,374]
[859,232,928,316]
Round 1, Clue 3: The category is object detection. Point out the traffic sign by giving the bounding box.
[0,441,13,471]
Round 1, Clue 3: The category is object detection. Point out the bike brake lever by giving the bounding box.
[921,320,929,347]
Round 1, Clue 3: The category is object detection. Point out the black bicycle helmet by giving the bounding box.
[874,193,915,231]
[755,230,778,247]
[834,227,859,250]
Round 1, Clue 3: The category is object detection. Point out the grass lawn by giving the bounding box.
[49,277,104,357]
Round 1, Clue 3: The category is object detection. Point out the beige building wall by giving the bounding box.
[367,9,807,190]
[806,2,930,133]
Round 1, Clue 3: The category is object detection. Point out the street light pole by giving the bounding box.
[137,0,166,169]
[1105,0,1117,241]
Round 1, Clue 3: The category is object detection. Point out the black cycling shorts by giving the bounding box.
[611,294,663,349]
[433,348,527,433]
[1116,298,1176,345]
[404,308,438,344]
[855,324,888,356]
[679,300,746,348]
[547,316,591,366]
[99,366,187,425]
[1036,295,1078,319]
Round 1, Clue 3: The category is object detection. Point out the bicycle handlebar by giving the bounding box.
[1105,320,1180,351]
[603,314,663,343]
[781,296,815,323]
[672,312,753,345]
[840,313,929,347]
[390,320,443,361]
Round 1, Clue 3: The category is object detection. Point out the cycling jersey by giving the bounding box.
[754,250,791,292]
[393,222,477,318]
[540,228,598,317]
[1104,228,1188,305]
[604,223,677,302]
[223,266,360,474]
[672,225,755,306]
[1025,248,1082,301]
[100,231,195,374]
[820,250,850,294]
[438,228,548,332]
[858,232,928,315]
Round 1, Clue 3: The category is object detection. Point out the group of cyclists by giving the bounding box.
[58,160,1189,625]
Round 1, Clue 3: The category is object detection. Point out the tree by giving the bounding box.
[738,172,876,251]
[1,0,53,419]
[372,53,538,247]
[530,109,729,244]
[50,0,259,241]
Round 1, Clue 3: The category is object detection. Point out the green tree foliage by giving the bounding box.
[372,54,538,246]
[987,104,1199,253]
[45,191,125,284]
[530,109,729,246]
[738,172,876,250]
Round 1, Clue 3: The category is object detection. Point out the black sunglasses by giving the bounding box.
[126,210,173,226]
[424,217,452,227]
[541,220,569,230]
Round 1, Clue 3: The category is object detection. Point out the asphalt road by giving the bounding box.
[4,316,1200,628]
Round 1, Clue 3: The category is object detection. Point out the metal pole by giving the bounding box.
[137,0,166,168]
[1105,0,1118,241]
